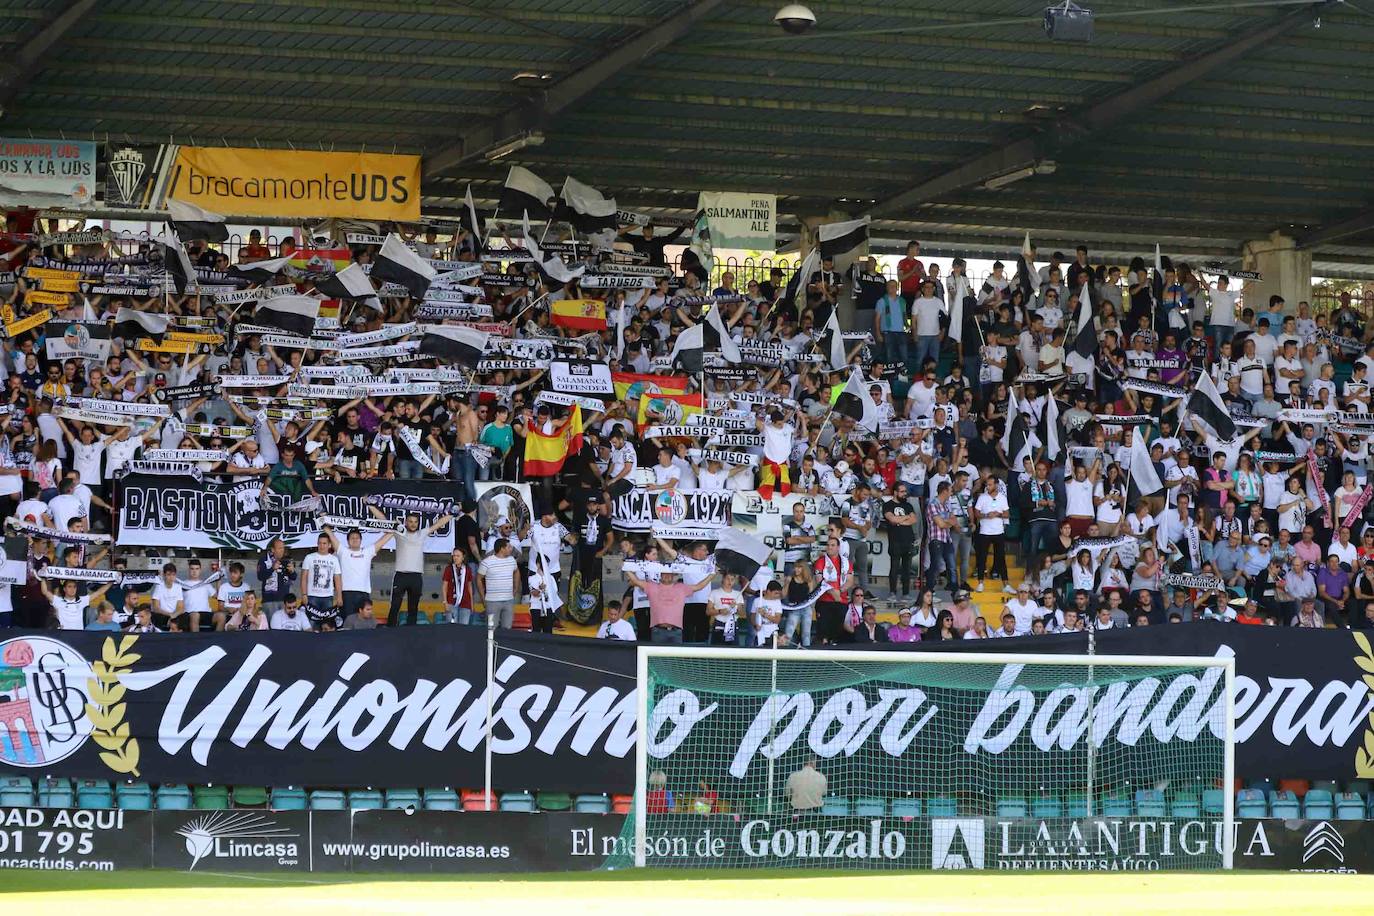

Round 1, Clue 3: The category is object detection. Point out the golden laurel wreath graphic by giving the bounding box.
[1352,632,1374,778]
[85,635,141,777]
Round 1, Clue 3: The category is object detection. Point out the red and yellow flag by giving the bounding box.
[524,405,584,477]
[551,298,607,331]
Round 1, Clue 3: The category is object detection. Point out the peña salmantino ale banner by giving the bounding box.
[166,146,420,220]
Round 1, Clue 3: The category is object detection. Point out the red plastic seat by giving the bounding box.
[1279,778,1310,798]
[611,794,633,814]
[460,788,496,811]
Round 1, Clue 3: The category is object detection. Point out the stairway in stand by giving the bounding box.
[968,544,1029,618]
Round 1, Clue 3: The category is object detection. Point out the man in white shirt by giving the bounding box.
[270,595,313,632]
[328,525,395,619]
[299,533,343,623]
[1005,583,1040,635]
[1209,277,1236,346]
[180,559,215,632]
[910,278,944,371]
[974,476,1011,590]
[150,563,184,629]
[596,601,638,640]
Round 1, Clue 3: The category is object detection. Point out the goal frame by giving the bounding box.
[633,646,1235,869]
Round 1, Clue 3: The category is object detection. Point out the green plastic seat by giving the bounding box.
[422,788,459,811]
[0,776,33,807]
[155,784,192,810]
[75,779,113,808]
[193,785,231,810]
[385,788,422,810]
[537,791,573,812]
[349,789,384,811]
[270,787,308,811]
[115,782,152,810]
[232,785,269,808]
[36,779,73,808]
[574,793,610,814]
[499,791,536,813]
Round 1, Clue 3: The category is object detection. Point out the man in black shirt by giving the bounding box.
[618,223,687,268]
[966,423,1003,472]
[454,500,482,567]
[570,495,612,625]
[882,483,918,599]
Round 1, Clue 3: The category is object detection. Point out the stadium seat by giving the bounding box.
[1101,796,1132,817]
[996,797,1028,818]
[1201,789,1226,817]
[193,785,230,810]
[537,791,573,812]
[1312,779,1340,796]
[115,782,152,810]
[890,797,921,819]
[36,778,73,808]
[232,785,269,808]
[1247,778,1275,796]
[574,793,611,815]
[611,794,633,815]
[1269,791,1300,819]
[819,797,851,816]
[1065,793,1089,818]
[1170,794,1201,818]
[1135,790,1166,817]
[309,790,347,810]
[1029,796,1062,818]
[270,787,308,811]
[1278,778,1310,798]
[461,789,496,812]
[926,797,957,817]
[1236,789,1268,819]
[385,788,422,810]
[1304,789,1334,820]
[0,776,33,807]
[348,789,384,811]
[1346,779,1371,798]
[75,780,113,808]
[499,791,536,813]
[155,784,191,810]
[853,797,886,817]
[1335,793,1365,820]
[423,788,460,811]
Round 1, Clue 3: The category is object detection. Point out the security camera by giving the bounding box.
[774,3,816,34]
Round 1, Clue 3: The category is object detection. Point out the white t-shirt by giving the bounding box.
[71,440,104,487]
[151,581,184,616]
[48,493,85,533]
[270,608,313,631]
[338,545,377,593]
[301,552,342,598]
[1210,289,1236,327]
[1330,539,1359,567]
[753,596,783,644]
[528,521,567,573]
[216,580,248,614]
[1006,598,1039,635]
[975,490,1009,535]
[105,436,142,478]
[596,618,637,640]
[708,587,745,633]
[52,594,91,630]
[912,296,944,336]
[181,577,214,615]
[1064,477,1094,517]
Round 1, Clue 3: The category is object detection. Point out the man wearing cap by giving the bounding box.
[887,608,922,643]
[571,494,612,624]
[1005,583,1039,635]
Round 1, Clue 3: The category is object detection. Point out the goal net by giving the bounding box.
[607,647,1234,871]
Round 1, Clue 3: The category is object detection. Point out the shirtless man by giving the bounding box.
[450,394,481,502]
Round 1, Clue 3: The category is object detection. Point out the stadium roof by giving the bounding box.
[5,0,1374,275]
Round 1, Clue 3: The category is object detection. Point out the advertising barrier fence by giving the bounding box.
[0,810,1366,873]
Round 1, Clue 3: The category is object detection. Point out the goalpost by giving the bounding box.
[620,647,1234,872]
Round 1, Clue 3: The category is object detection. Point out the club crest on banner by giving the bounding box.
[0,637,98,768]
[654,489,690,526]
[107,147,146,205]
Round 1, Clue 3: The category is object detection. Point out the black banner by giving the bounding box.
[1,626,1373,792]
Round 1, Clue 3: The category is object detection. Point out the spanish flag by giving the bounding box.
[551,298,606,331]
[524,405,584,477]
[637,391,704,432]
[612,371,690,402]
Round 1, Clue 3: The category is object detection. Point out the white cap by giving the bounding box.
[835,460,850,474]
[900,443,918,457]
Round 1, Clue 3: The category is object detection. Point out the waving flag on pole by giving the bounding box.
[1071,280,1096,359]
[817,307,848,371]
[1000,384,1020,456]
[498,166,555,221]
[229,254,292,285]
[1126,427,1164,504]
[253,294,320,337]
[113,307,168,343]
[464,183,484,248]
[1186,369,1236,440]
[713,528,773,580]
[559,176,617,233]
[156,232,196,295]
[524,405,584,477]
[704,302,741,364]
[314,262,380,309]
[167,199,228,244]
[372,233,437,300]
[833,368,880,433]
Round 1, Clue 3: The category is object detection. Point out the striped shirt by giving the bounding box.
[926,498,953,543]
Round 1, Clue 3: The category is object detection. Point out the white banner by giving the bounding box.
[698,191,775,250]
[549,359,614,395]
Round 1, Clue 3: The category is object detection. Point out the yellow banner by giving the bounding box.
[26,290,71,306]
[137,338,204,354]
[39,277,80,293]
[167,146,421,221]
[168,330,224,345]
[24,267,81,282]
[3,309,52,337]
